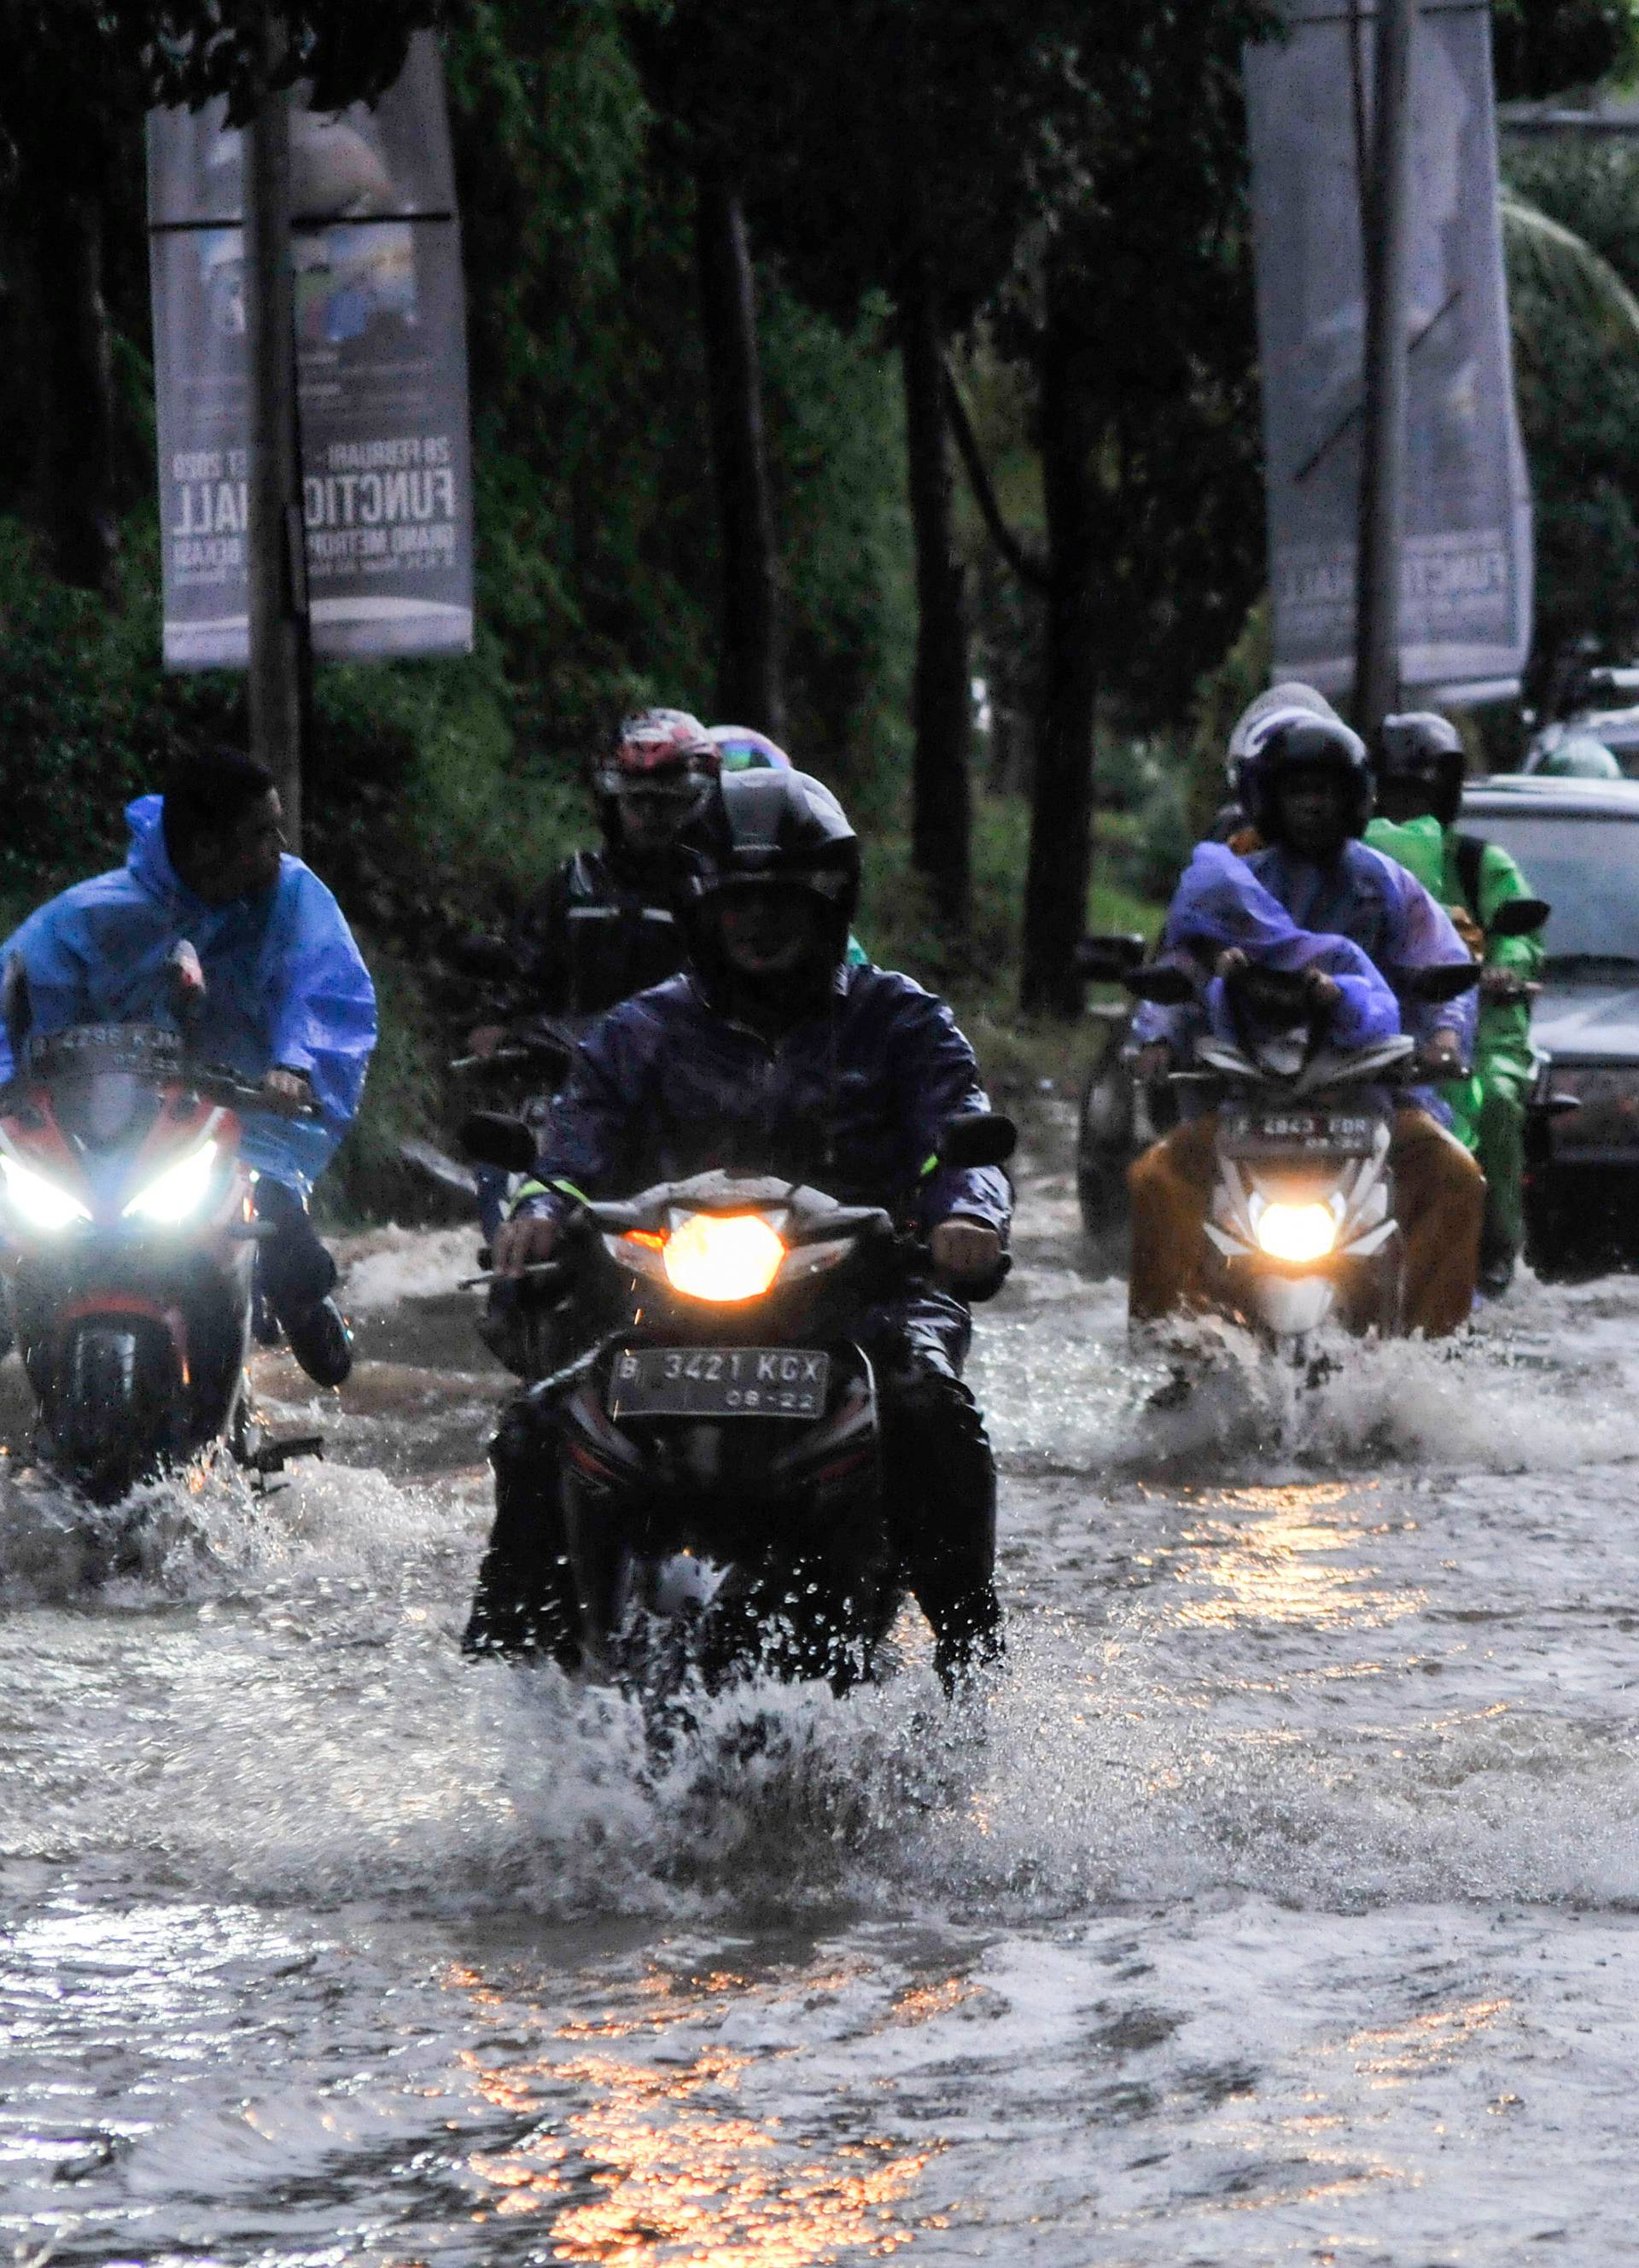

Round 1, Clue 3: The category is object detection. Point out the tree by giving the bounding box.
[1493,0,1639,100]
[0,3,443,595]
[994,3,1272,1014]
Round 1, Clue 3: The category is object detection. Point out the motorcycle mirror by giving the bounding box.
[1123,962,1198,1006]
[448,931,515,981]
[1489,895,1551,938]
[1072,932,1146,983]
[1,955,30,1061]
[936,1111,1018,1170]
[168,939,207,1023]
[1403,960,1481,1004]
[458,1111,538,1174]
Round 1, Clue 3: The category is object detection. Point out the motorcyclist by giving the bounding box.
[464,767,1011,1686]
[1366,710,1543,1295]
[0,751,376,1385]
[1531,732,1622,780]
[1126,708,1484,1336]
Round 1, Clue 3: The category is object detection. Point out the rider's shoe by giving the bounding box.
[283,1295,353,1387]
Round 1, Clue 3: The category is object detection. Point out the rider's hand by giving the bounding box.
[1304,968,1343,1011]
[1214,947,1250,980]
[1479,965,1524,1003]
[1418,1027,1465,1078]
[930,1217,1004,1289]
[262,1066,311,1105]
[1130,1041,1175,1082]
[467,1023,506,1058]
[493,1210,559,1280]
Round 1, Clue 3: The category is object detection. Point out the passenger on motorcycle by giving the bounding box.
[0,752,376,1385]
[465,768,1011,1685]
[1366,711,1543,1297]
[1126,712,1484,1336]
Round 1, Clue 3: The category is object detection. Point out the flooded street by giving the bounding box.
[8,1147,1639,2264]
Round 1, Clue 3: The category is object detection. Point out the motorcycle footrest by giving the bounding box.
[250,1432,325,1474]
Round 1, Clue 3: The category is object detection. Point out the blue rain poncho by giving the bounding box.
[0,796,376,1192]
[1133,841,1475,1112]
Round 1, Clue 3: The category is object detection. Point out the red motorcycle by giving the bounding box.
[0,951,318,1504]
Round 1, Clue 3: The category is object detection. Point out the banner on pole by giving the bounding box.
[1243,0,1531,697]
[146,33,474,669]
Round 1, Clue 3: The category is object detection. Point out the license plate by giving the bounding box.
[1219,1109,1377,1157]
[608,1346,831,1420]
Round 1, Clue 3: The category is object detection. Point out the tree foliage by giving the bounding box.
[1493,0,1639,102]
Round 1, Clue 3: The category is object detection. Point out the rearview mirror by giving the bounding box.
[1072,932,1146,983]
[448,931,515,982]
[936,1111,1018,1170]
[458,1111,539,1174]
[1123,962,1198,1006]
[1490,895,1550,938]
[1403,960,1481,1004]
[2,955,31,1063]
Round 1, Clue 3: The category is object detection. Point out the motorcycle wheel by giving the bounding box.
[49,1322,178,1506]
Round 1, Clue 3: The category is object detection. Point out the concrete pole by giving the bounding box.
[1354,0,1417,738]
[243,4,308,848]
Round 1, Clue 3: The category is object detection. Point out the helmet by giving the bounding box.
[1375,710,1466,824]
[1536,732,1622,779]
[1225,682,1342,804]
[594,708,719,825]
[1239,714,1374,842]
[678,769,860,971]
[708,723,794,773]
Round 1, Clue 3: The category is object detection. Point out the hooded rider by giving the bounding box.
[1126,707,1485,1336]
[464,767,1010,1685]
[1366,711,1543,1296]
[0,751,376,1384]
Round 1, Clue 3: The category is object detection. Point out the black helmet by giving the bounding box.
[1375,711,1466,825]
[678,769,861,970]
[1240,714,1374,842]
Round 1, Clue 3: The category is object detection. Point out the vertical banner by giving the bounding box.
[1243,0,1531,696]
[146,34,473,668]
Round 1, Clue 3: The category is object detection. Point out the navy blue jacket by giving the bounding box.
[518,963,1011,1236]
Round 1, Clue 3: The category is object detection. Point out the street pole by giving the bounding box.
[243,3,309,848]
[1353,0,1417,738]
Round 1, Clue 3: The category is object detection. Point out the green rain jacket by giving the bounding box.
[1363,813,1542,1148]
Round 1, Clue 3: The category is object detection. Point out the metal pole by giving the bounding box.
[1354,0,1417,737]
[243,3,308,848]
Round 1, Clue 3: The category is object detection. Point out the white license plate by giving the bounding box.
[608,1346,830,1420]
[1220,1109,1376,1157]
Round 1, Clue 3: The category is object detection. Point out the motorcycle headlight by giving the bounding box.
[662,1212,786,1303]
[0,1153,90,1232]
[123,1139,219,1224]
[1252,1198,1339,1264]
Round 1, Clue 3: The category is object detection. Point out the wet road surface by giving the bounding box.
[7,1151,1639,2263]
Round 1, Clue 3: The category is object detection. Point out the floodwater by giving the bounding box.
[8,1143,1639,2264]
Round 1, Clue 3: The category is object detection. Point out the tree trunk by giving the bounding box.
[30,191,120,598]
[696,166,784,738]
[1020,265,1100,1017]
[898,259,971,931]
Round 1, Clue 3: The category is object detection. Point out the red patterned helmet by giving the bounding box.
[597,708,718,794]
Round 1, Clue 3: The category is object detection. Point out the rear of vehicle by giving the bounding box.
[1462,780,1639,1275]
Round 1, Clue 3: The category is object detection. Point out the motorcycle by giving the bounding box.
[0,949,319,1506]
[1124,950,1492,1350]
[463,1110,1016,1693]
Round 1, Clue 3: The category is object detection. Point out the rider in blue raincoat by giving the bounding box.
[0,752,376,1383]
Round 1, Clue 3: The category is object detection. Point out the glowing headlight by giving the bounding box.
[123,1139,219,1224]
[1253,1199,1339,1264]
[662,1212,785,1303]
[0,1154,90,1232]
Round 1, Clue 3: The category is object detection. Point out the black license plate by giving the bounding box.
[608,1346,831,1420]
[1219,1109,1377,1157]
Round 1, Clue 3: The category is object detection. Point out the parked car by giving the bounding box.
[1073,776,1639,1277]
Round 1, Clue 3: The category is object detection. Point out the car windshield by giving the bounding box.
[1470,813,1639,975]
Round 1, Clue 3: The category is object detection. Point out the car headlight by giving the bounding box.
[0,1153,90,1232]
[123,1139,219,1224]
[1252,1198,1339,1263]
[662,1212,786,1303]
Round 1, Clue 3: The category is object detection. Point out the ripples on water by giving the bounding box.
[9,1202,1639,2259]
